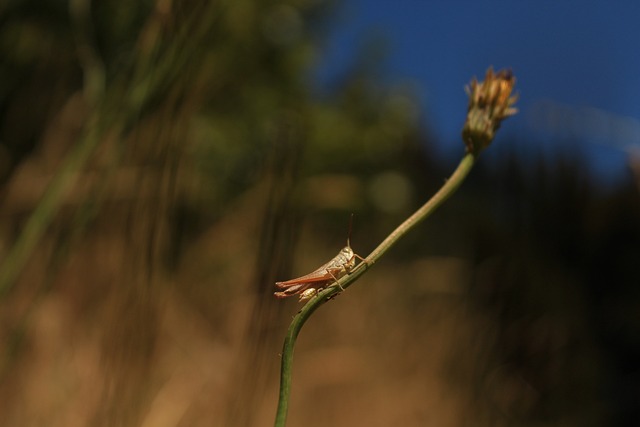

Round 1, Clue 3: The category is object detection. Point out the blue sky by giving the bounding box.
[314,0,640,186]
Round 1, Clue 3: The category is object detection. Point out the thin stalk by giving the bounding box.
[274,151,477,427]
[0,121,103,294]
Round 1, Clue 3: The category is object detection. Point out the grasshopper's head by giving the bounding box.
[340,245,356,271]
[340,246,354,258]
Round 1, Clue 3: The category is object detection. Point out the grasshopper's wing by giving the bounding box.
[275,271,332,288]
[275,245,354,291]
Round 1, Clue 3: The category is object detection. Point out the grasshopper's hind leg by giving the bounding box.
[327,271,346,292]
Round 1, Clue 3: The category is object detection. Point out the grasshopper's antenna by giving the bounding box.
[347,213,354,248]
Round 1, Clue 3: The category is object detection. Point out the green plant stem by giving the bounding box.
[274,151,477,427]
[0,121,104,295]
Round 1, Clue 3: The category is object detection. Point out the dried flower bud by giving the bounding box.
[462,67,518,154]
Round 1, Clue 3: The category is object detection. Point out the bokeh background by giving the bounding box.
[1,1,639,426]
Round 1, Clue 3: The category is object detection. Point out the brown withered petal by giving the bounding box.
[462,67,518,154]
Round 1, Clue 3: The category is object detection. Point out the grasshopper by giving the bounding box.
[274,218,365,301]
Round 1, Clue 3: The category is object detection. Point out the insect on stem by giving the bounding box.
[274,215,365,301]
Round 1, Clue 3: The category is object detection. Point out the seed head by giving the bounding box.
[462,67,518,154]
